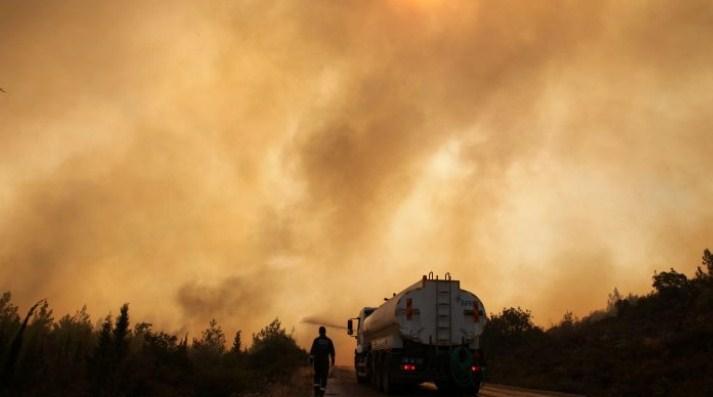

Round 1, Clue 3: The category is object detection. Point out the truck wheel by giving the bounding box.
[356,372,368,384]
[382,368,399,395]
[371,354,382,391]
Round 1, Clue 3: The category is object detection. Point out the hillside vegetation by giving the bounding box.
[0,298,308,397]
[482,249,713,397]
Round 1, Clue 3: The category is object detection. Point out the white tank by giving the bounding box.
[362,273,486,349]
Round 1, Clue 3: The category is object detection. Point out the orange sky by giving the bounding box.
[1,0,712,364]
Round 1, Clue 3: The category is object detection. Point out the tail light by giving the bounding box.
[471,365,481,373]
[401,364,417,372]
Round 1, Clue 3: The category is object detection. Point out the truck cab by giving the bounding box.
[348,307,375,381]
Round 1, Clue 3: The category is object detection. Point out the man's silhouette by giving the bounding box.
[309,326,335,397]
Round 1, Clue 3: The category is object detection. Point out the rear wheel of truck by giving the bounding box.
[382,367,398,395]
[356,374,368,384]
[371,353,383,391]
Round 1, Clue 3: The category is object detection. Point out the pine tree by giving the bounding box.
[97,315,113,354]
[113,304,129,360]
[704,249,713,275]
[90,315,114,395]
[695,249,713,280]
[231,330,242,354]
[1,300,44,388]
[192,319,226,359]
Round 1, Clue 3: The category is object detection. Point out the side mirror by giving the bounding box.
[347,319,353,336]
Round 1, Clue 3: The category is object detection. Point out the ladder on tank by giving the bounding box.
[435,273,453,345]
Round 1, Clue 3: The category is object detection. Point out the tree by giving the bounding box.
[53,306,93,359]
[1,299,44,388]
[698,249,713,279]
[607,288,623,313]
[561,311,577,327]
[251,319,287,346]
[97,315,114,356]
[492,307,537,336]
[113,304,130,360]
[89,315,114,395]
[231,330,242,355]
[249,319,306,380]
[49,306,94,395]
[192,319,226,358]
[0,292,20,326]
[653,268,688,294]
[0,292,20,362]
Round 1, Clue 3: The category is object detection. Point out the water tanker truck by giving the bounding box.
[347,272,486,395]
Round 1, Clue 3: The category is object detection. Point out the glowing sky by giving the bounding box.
[1,1,712,362]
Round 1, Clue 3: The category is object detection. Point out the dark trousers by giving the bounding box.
[313,362,329,397]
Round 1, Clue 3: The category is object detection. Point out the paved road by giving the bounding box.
[324,367,584,397]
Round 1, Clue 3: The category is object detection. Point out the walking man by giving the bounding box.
[309,326,335,397]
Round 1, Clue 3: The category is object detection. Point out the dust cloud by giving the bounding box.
[1,0,712,362]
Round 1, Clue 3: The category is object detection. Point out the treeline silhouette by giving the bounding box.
[0,298,307,397]
[482,249,713,397]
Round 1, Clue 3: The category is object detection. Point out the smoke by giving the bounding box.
[177,275,277,332]
[1,0,713,362]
